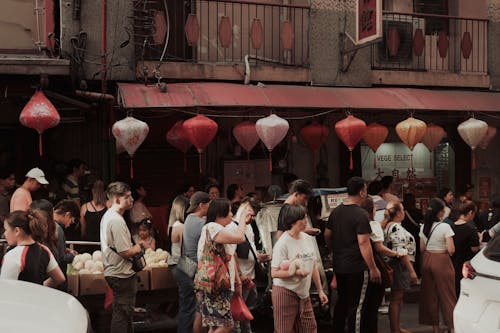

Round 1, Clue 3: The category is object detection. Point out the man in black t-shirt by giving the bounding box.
[325,176,381,333]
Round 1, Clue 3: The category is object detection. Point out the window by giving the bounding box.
[414,0,449,34]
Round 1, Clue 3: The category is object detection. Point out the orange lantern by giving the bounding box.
[334,115,367,170]
[457,118,488,170]
[421,124,446,168]
[395,117,427,169]
[19,91,60,156]
[478,126,497,150]
[183,115,218,174]
[362,123,388,168]
[233,121,259,159]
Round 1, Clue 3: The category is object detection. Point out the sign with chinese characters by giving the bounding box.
[326,193,348,209]
[356,0,382,44]
[361,143,434,180]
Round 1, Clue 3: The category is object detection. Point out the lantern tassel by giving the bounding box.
[373,153,377,169]
[410,153,414,169]
[472,150,476,170]
[429,154,432,169]
[269,151,272,172]
[349,150,353,171]
[199,152,202,174]
[39,134,43,156]
[183,153,187,174]
[130,157,134,179]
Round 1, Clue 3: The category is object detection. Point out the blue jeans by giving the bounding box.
[172,266,196,333]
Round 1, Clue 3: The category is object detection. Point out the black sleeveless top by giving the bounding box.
[84,202,107,241]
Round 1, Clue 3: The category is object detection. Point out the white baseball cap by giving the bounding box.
[25,167,49,185]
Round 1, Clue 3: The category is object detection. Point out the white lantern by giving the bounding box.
[457,118,488,170]
[255,114,289,171]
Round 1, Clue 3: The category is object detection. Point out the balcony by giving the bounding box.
[371,12,489,88]
[134,0,310,82]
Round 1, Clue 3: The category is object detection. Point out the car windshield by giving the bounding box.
[484,235,500,262]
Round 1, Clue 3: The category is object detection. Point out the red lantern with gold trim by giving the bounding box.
[300,121,329,168]
[334,115,367,170]
[233,121,259,159]
[478,126,497,150]
[362,123,389,168]
[19,90,60,156]
[421,124,446,168]
[183,115,218,174]
[395,116,427,169]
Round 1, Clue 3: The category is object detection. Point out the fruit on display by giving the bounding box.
[144,248,170,268]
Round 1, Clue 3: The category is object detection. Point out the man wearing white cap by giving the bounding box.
[10,168,48,212]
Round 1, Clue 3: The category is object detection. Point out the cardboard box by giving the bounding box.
[136,270,150,291]
[149,267,177,290]
[79,273,108,295]
[67,273,79,297]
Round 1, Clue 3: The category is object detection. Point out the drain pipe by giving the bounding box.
[244,54,251,85]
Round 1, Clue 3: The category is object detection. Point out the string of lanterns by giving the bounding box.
[17,89,498,176]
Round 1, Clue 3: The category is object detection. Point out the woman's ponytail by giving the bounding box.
[27,209,48,242]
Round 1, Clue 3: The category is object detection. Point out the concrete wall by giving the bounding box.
[59,0,135,81]
[488,0,500,90]
[309,0,371,86]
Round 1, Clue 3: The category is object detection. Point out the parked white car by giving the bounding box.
[0,279,90,332]
[454,236,500,333]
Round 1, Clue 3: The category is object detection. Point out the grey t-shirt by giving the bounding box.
[183,214,206,262]
[100,209,134,278]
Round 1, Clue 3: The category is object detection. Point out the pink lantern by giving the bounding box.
[421,124,446,168]
[167,120,192,173]
[362,123,389,168]
[334,115,367,170]
[478,126,497,150]
[112,116,150,179]
[233,121,259,159]
[458,118,488,170]
[183,115,218,174]
[19,91,60,156]
[256,114,289,171]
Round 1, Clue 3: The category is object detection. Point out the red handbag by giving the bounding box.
[231,294,254,321]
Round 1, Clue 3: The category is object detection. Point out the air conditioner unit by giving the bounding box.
[378,14,425,69]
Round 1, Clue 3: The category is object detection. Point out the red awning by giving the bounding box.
[117,82,500,112]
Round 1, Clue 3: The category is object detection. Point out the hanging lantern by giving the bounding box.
[421,124,446,168]
[256,114,289,171]
[233,121,259,159]
[362,123,389,168]
[478,126,497,150]
[334,115,367,170]
[395,116,427,169]
[166,120,192,173]
[458,117,488,170]
[300,121,329,167]
[183,115,218,174]
[112,116,149,179]
[19,90,60,156]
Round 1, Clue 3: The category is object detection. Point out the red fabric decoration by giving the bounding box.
[334,115,367,170]
[185,14,199,46]
[362,123,389,168]
[233,121,259,159]
[422,124,446,168]
[183,115,218,174]
[112,117,150,179]
[256,114,289,171]
[300,121,329,167]
[19,91,60,156]
[167,120,192,173]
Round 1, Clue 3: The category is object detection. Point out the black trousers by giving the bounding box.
[105,275,137,333]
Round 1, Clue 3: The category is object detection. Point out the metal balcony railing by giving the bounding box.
[133,0,310,67]
[371,12,488,74]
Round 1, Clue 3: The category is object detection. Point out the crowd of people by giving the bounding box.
[0,162,499,333]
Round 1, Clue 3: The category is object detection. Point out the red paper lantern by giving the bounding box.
[233,121,259,158]
[334,115,367,170]
[478,126,497,150]
[183,115,218,174]
[19,91,60,156]
[300,121,329,168]
[421,124,446,168]
[166,120,192,173]
[362,123,389,168]
[256,114,289,171]
[112,116,150,179]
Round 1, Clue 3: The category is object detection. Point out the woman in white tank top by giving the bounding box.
[167,195,189,265]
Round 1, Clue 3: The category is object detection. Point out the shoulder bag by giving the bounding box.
[177,234,198,278]
[110,237,146,272]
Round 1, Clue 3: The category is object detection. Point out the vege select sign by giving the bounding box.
[356,0,382,44]
[376,154,413,162]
